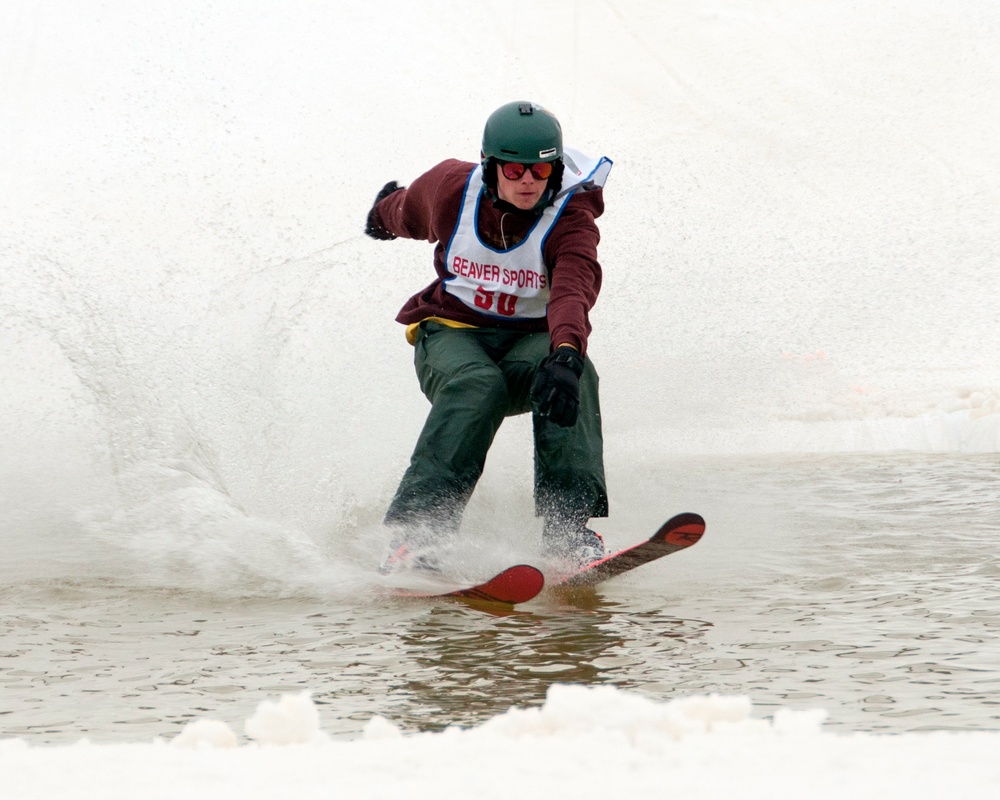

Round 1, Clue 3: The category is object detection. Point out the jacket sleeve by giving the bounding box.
[543,189,605,355]
[371,160,469,244]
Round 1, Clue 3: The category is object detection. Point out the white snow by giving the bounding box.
[4,687,1000,799]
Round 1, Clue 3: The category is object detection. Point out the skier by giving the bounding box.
[364,101,612,574]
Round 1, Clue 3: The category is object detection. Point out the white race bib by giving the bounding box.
[442,149,612,320]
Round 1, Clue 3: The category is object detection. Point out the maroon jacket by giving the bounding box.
[372,159,605,355]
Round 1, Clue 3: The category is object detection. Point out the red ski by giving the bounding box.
[554,512,705,588]
[391,564,544,605]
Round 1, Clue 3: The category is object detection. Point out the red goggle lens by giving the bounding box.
[500,161,554,181]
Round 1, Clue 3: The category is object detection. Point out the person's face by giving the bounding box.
[496,161,550,210]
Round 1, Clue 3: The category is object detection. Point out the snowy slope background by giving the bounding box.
[4,1,997,565]
[4,0,998,593]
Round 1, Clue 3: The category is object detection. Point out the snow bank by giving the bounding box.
[2,686,997,800]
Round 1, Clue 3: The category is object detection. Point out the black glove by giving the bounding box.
[531,347,585,427]
[365,181,403,240]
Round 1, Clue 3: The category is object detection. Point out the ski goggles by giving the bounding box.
[499,160,555,181]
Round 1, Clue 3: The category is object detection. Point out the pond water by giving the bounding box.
[4,453,997,744]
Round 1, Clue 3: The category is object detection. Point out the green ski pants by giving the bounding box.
[384,322,608,532]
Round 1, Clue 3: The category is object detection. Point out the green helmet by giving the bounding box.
[481,102,563,164]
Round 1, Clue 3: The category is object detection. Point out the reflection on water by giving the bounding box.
[2,453,999,743]
[0,589,715,742]
[379,602,713,732]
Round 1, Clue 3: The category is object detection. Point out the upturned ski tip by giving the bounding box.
[390,564,545,605]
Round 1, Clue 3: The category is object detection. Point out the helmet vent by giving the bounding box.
[518,103,534,115]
